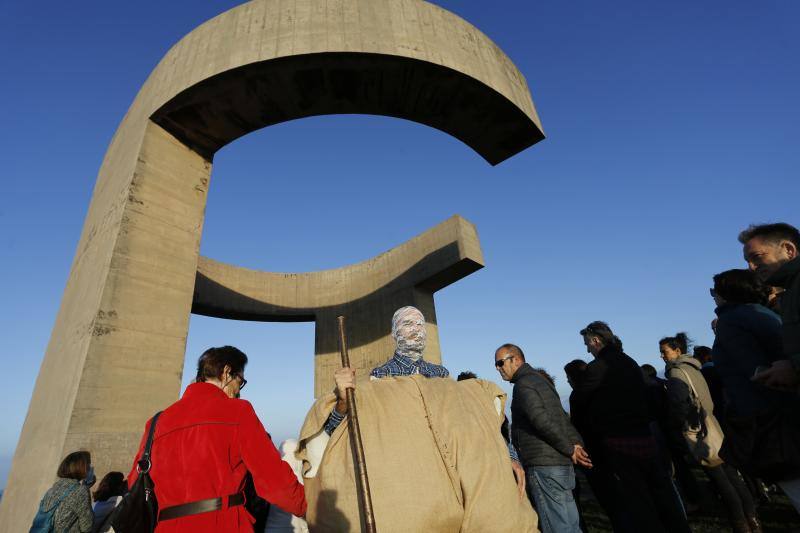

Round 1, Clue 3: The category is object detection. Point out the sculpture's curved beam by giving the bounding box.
[153,52,543,166]
[133,0,542,166]
[193,215,483,321]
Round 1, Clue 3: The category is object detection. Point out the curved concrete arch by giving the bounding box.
[194,215,484,398]
[139,0,543,164]
[1,1,543,528]
[193,215,482,320]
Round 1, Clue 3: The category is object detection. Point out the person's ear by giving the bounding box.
[783,240,798,260]
[222,364,232,381]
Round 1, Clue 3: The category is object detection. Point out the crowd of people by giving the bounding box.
[31,222,800,532]
[487,222,800,533]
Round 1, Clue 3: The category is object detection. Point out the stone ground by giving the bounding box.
[575,469,800,533]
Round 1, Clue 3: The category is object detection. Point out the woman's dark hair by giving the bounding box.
[57,451,91,480]
[532,367,556,387]
[713,269,769,305]
[93,471,126,502]
[456,371,478,381]
[693,346,712,362]
[563,359,587,382]
[580,321,623,351]
[640,364,657,379]
[659,332,691,354]
[195,346,248,383]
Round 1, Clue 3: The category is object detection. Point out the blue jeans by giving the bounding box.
[526,465,581,533]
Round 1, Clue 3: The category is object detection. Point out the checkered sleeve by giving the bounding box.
[323,408,346,436]
[508,441,520,463]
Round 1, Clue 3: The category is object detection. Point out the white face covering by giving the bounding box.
[391,306,427,361]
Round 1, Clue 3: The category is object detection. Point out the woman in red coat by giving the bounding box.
[128,346,307,532]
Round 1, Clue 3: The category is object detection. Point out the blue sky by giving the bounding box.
[1,1,798,488]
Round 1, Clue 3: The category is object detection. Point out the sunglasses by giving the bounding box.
[495,355,515,367]
[709,288,717,298]
[237,375,247,390]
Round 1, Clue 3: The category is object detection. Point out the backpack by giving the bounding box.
[29,482,80,533]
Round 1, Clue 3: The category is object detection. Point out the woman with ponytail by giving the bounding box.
[660,333,760,533]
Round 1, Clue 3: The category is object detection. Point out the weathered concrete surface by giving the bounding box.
[0,0,543,529]
[194,215,484,397]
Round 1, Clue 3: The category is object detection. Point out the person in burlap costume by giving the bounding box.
[296,307,537,532]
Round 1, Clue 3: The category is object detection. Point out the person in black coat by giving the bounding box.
[571,322,690,533]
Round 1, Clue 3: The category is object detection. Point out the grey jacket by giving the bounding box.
[40,478,93,532]
[665,356,715,433]
[510,363,583,467]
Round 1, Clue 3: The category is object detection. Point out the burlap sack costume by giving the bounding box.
[297,375,538,532]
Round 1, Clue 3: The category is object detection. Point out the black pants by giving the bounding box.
[605,449,691,533]
[704,464,756,524]
[583,463,637,533]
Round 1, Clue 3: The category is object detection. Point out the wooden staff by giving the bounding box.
[337,315,377,533]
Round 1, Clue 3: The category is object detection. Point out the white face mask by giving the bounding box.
[391,306,426,361]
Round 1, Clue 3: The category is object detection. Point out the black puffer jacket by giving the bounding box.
[510,363,583,467]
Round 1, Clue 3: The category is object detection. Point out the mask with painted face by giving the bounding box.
[391,306,426,361]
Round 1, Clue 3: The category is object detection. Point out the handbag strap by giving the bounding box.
[672,366,713,431]
[137,411,163,473]
[672,366,700,400]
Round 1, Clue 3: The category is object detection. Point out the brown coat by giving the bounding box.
[297,375,538,533]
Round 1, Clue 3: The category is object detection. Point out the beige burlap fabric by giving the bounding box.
[297,376,538,532]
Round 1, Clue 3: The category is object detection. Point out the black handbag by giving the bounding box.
[109,411,162,532]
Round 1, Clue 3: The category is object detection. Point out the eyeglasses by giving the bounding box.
[709,288,717,298]
[495,355,515,368]
[237,375,247,390]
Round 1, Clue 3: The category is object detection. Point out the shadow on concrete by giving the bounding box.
[152,52,544,166]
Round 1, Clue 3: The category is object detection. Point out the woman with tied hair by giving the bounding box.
[660,332,760,533]
[711,270,786,419]
[711,268,800,512]
[32,451,95,532]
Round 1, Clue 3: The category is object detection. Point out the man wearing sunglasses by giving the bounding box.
[495,343,589,533]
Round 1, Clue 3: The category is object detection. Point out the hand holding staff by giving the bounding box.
[337,315,377,533]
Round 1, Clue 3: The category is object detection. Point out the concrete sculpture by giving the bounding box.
[0,0,543,528]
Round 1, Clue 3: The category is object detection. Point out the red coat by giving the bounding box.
[128,382,307,532]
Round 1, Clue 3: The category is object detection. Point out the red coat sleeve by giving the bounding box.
[126,417,151,489]
[237,400,307,517]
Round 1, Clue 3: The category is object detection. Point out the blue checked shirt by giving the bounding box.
[323,353,450,435]
[370,352,450,379]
